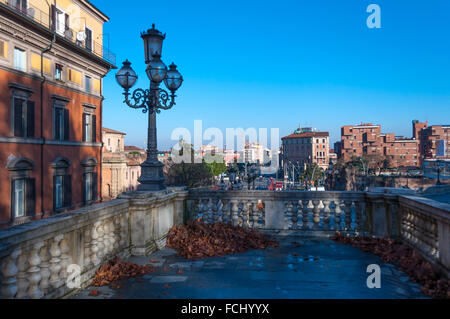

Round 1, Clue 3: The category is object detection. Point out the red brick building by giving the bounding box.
[282,129,330,172]
[336,121,450,169]
[0,1,115,227]
[413,120,449,163]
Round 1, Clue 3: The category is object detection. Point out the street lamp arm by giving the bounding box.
[154,88,176,111]
[123,88,151,113]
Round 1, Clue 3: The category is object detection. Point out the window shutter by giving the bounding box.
[11,180,16,220]
[64,108,70,141]
[52,175,57,211]
[27,100,35,138]
[82,114,86,142]
[93,172,98,201]
[82,173,86,203]
[65,13,70,30]
[51,5,56,31]
[55,108,61,140]
[25,178,36,217]
[64,174,72,208]
[92,114,96,143]
[13,98,23,137]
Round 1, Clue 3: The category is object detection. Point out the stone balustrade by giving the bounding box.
[187,190,450,277]
[0,187,187,299]
[0,187,448,299]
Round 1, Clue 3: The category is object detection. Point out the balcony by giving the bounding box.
[1,1,116,66]
[0,187,448,299]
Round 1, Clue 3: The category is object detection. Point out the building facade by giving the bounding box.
[102,128,127,200]
[337,121,449,168]
[413,120,449,163]
[281,129,330,171]
[0,0,115,227]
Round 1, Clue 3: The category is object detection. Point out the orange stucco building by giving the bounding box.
[0,1,115,227]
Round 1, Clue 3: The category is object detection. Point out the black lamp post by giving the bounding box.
[115,24,183,191]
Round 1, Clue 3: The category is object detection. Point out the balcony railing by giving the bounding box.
[187,189,450,277]
[2,1,116,65]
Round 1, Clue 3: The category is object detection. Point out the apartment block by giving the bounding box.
[282,128,330,171]
[0,0,115,227]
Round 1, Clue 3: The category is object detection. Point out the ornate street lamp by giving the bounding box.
[115,24,183,191]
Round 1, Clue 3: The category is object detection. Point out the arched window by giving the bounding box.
[81,157,98,204]
[51,157,71,211]
[7,157,35,221]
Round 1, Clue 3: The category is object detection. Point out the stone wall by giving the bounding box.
[0,187,187,299]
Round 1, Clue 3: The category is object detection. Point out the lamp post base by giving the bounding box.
[137,160,166,191]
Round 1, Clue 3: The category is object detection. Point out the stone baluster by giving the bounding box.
[16,249,29,298]
[196,199,203,221]
[206,198,214,223]
[113,216,120,252]
[322,200,331,231]
[105,220,114,256]
[241,201,249,228]
[59,235,71,283]
[1,248,21,299]
[334,200,343,231]
[212,199,218,223]
[120,213,128,249]
[49,235,64,291]
[343,200,353,231]
[83,226,91,269]
[312,200,321,230]
[231,200,239,227]
[252,201,259,229]
[284,201,293,230]
[355,201,365,233]
[27,242,44,299]
[96,221,105,261]
[222,200,230,224]
[39,242,51,296]
[216,200,223,223]
[302,200,310,230]
[296,200,303,230]
[90,222,100,266]
[257,200,265,229]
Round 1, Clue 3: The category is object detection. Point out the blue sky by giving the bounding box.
[93,0,450,150]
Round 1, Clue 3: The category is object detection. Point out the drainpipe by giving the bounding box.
[40,33,56,217]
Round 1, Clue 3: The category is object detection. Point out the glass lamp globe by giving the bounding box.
[115,60,138,90]
[164,63,183,92]
[146,55,167,83]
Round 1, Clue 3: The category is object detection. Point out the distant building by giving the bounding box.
[413,120,449,163]
[281,130,330,171]
[241,142,271,164]
[338,123,419,168]
[338,121,449,168]
[102,128,127,200]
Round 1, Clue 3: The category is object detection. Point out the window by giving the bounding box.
[52,6,66,35]
[83,113,96,142]
[8,157,35,221]
[54,102,69,141]
[117,139,120,150]
[13,179,25,217]
[11,0,27,13]
[82,158,98,204]
[52,158,71,211]
[83,171,98,203]
[55,64,63,81]
[14,47,26,72]
[108,138,111,146]
[12,97,34,138]
[85,27,93,52]
[85,75,91,93]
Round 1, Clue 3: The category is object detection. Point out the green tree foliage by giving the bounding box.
[166,162,212,188]
[204,154,227,177]
[301,163,324,185]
